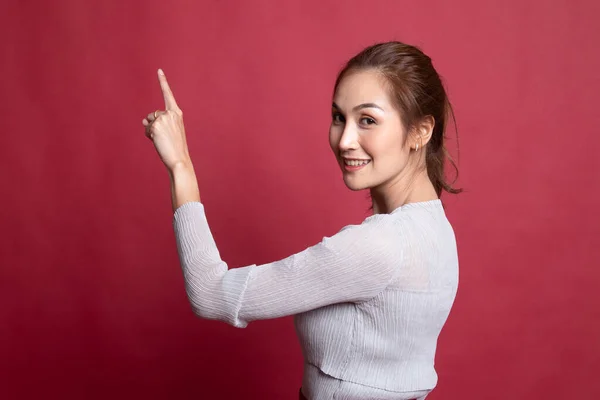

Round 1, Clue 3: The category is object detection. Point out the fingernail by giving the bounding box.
[158,68,164,75]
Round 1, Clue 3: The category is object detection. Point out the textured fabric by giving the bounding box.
[173,199,458,399]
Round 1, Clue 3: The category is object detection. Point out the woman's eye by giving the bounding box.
[332,112,345,123]
[361,117,376,125]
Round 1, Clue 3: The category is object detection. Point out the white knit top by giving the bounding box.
[172,199,459,399]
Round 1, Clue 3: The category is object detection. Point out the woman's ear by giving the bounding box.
[412,116,435,150]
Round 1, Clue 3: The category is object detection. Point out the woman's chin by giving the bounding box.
[343,176,369,191]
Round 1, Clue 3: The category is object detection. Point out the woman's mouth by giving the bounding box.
[343,158,371,172]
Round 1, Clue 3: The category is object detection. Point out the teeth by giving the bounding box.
[345,159,370,166]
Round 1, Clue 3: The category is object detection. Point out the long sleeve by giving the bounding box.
[172,201,403,328]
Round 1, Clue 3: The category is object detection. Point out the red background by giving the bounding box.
[1,1,599,399]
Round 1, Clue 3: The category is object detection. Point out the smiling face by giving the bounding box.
[329,69,412,192]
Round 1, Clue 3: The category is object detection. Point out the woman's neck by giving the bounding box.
[370,170,438,214]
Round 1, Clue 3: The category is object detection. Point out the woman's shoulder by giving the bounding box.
[323,199,449,247]
[361,199,446,226]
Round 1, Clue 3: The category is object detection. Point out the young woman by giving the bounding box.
[142,41,460,400]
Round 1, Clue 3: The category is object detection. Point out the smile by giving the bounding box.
[343,158,371,171]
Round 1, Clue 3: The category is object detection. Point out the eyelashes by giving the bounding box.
[331,112,377,126]
[361,117,376,125]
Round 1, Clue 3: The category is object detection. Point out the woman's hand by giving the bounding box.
[143,69,200,211]
[142,69,191,171]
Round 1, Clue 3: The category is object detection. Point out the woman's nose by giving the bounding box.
[338,126,359,151]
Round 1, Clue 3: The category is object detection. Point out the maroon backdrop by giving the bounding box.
[1,1,599,399]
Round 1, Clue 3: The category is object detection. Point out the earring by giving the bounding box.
[415,143,419,152]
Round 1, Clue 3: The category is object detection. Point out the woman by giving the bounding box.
[142,41,460,400]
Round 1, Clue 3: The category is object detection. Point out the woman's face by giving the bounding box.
[329,69,412,191]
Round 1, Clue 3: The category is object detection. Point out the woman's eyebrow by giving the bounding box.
[332,102,384,111]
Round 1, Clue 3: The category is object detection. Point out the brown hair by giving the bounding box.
[334,41,462,197]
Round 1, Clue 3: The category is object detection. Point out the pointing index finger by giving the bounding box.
[157,69,180,111]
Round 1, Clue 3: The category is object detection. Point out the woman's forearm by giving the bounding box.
[168,160,201,212]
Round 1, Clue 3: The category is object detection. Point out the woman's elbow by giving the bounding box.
[186,297,248,328]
